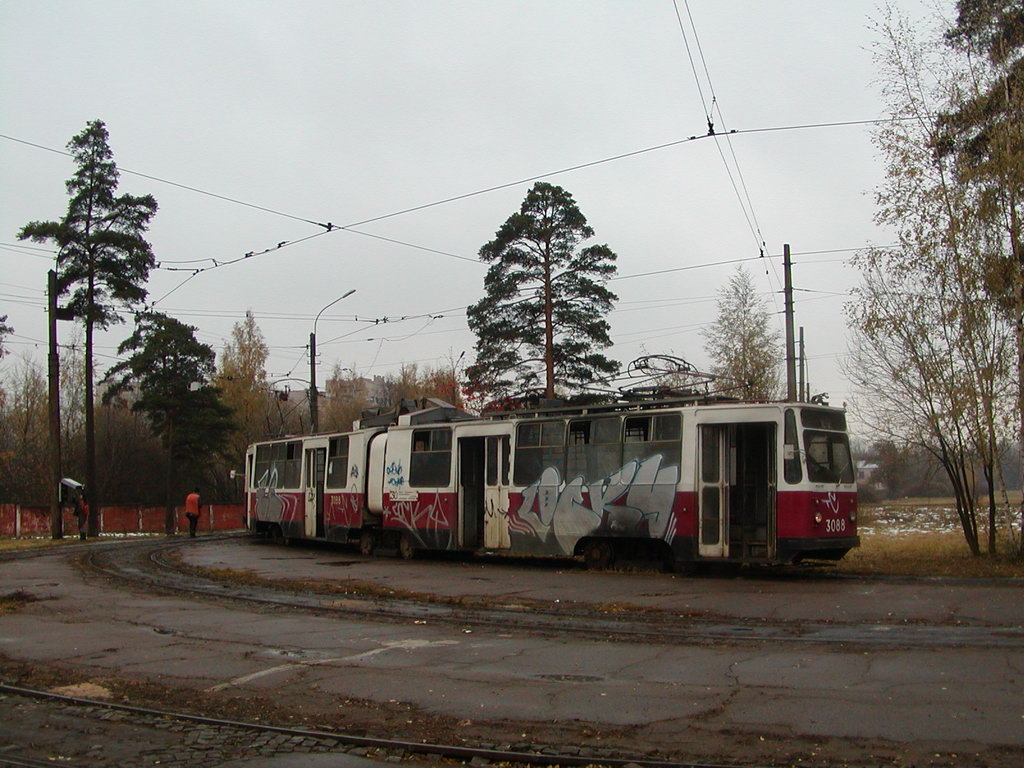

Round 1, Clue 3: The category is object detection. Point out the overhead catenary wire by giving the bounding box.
[3,111,905,389]
[5,237,878,352]
[3,116,920,291]
[0,133,330,229]
[151,243,882,365]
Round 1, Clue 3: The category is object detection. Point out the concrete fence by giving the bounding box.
[0,503,245,538]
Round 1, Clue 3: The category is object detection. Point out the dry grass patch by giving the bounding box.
[839,531,1024,578]
[0,590,39,616]
[0,538,81,552]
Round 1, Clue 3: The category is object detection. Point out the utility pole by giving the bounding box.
[309,331,318,434]
[783,244,798,402]
[798,326,806,402]
[47,270,63,539]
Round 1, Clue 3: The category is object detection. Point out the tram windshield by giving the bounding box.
[800,409,854,484]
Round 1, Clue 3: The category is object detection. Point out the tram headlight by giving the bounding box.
[849,509,857,523]
[814,511,823,524]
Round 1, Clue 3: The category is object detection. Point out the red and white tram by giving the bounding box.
[244,397,858,568]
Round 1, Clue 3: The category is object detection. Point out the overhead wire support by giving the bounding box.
[673,0,767,253]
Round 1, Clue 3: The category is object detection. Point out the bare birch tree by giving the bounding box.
[847,5,1015,555]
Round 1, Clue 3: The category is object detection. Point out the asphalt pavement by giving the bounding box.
[1,537,1022,767]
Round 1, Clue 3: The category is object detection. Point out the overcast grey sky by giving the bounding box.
[1,0,938,414]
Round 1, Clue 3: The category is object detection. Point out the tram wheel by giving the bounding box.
[397,533,417,560]
[582,539,614,571]
[358,531,375,557]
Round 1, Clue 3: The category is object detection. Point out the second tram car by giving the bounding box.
[244,397,858,568]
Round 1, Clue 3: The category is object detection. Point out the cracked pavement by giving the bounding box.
[1,537,1023,766]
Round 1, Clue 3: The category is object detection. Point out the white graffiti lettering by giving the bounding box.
[510,455,679,555]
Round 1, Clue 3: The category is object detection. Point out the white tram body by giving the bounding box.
[244,398,858,567]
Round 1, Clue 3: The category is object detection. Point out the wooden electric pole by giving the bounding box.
[798,326,806,402]
[309,331,319,434]
[783,244,798,402]
[47,270,63,539]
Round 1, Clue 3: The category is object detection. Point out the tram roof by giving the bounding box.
[477,395,822,421]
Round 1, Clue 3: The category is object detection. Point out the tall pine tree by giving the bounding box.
[466,182,618,403]
[19,120,158,528]
[104,312,233,532]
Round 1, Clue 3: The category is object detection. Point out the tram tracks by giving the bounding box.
[81,537,1024,650]
[6,537,1024,767]
[0,682,757,768]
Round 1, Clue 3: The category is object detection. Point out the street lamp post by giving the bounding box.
[310,289,355,433]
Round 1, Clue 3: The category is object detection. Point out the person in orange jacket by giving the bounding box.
[184,488,201,537]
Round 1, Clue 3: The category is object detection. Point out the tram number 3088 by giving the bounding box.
[824,518,848,534]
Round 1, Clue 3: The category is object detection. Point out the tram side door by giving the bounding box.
[483,435,510,549]
[698,425,729,558]
[304,440,328,538]
[731,423,776,560]
[458,437,486,548]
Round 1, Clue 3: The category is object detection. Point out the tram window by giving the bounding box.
[518,423,541,447]
[514,420,565,485]
[624,419,648,443]
[623,414,682,465]
[567,417,621,481]
[701,427,720,483]
[801,409,847,431]
[654,414,680,441]
[265,441,300,488]
[485,436,510,486]
[804,430,855,484]
[784,409,803,484]
[486,437,498,486]
[254,444,272,488]
[326,436,350,488]
[281,440,302,488]
[410,429,452,487]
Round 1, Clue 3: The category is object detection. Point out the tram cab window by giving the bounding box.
[514,421,566,485]
[409,429,452,487]
[800,409,854,484]
[623,414,681,466]
[567,417,621,481]
[326,436,349,488]
[254,444,272,488]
